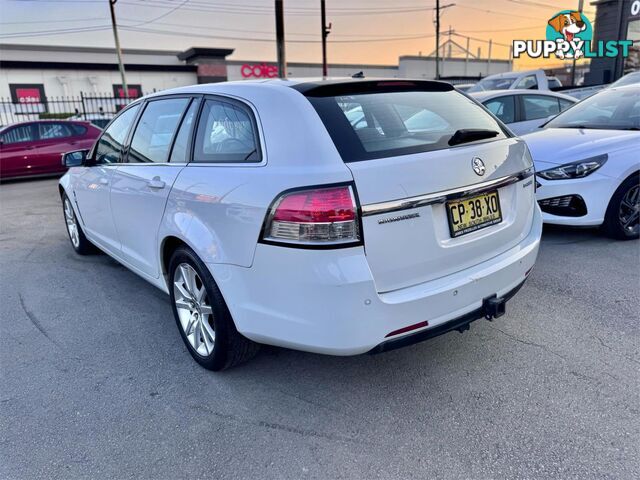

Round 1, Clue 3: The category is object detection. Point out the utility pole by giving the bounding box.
[432,3,455,80]
[320,0,331,78]
[275,0,286,78]
[109,0,128,99]
[570,0,584,86]
[435,0,440,80]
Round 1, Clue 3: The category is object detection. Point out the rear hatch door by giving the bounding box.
[303,81,535,293]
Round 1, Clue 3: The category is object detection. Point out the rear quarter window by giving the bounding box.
[193,98,261,163]
[70,124,87,136]
[306,88,509,162]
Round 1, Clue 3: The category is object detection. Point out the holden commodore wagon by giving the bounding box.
[59,79,542,370]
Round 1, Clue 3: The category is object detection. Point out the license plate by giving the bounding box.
[446,190,502,238]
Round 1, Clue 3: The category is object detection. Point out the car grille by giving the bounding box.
[538,195,587,217]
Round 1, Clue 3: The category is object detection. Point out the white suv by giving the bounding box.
[59,79,542,370]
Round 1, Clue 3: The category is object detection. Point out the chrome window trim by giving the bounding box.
[361,167,534,217]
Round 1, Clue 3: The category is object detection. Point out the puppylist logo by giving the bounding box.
[513,10,633,60]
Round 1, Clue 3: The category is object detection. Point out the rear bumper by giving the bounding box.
[370,279,525,353]
[209,205,542,356]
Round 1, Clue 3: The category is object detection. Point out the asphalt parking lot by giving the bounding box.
[1,178,638,479]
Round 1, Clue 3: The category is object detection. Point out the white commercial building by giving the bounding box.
[0,43,512,100]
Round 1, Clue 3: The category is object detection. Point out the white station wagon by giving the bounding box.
[59,79,542,370]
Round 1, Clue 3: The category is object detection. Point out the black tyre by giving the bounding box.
[602,173,639,240]
[62,192,97,255]
[168,246,259,371]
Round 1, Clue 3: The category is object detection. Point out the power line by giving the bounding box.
[497,0,565,9]
[119,19,434,39]
[123,0,439,13]
[459,25,540,33]
[455,4,537,20]
[0,17,105,25]
[119,25,435,44]
[0,25,111,38]
[132,0,191,27]
[451,32,511,48]
[10,0,442,16]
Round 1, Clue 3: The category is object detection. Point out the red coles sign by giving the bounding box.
[241,63,278,78]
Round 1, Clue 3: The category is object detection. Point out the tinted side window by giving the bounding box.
[169,99,199,163]
[515,75,538,90]
[70,124,88,136]
[522,95,561,121]
[194,99,260,163]
[128,98,189,163]
[547,78,562,89]
[484,96,516,124]
[0,125,35,144]
[38,122,73,140]
[94,104,140,164]
[558,98,575,111]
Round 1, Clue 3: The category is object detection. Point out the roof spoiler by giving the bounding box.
[292,79,455,97]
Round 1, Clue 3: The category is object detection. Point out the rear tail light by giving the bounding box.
[262,184,361,247]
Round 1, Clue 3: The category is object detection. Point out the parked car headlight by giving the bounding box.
[537,154,608,180]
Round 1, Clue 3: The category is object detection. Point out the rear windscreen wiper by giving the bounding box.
[448,129,499,146]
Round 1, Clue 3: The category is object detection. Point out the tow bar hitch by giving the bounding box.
[483,294,506,320]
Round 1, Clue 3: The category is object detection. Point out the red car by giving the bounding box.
[0,120,101,180]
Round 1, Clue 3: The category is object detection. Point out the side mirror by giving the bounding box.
[62,149,89,167]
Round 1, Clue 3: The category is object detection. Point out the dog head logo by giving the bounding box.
[513,10,631,61]
[546,10,592,59]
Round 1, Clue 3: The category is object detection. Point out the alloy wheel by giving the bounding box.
[64,198,80,248]
[618,184,639,236]
[173,263,215,356]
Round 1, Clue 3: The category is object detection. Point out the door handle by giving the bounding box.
[99,178,109,185]
[147,177,166,190]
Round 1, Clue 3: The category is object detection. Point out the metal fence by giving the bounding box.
[0,93,142,127]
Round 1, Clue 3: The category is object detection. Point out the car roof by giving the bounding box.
[609,84,640,92]
[0,119,90,129]
[470,89,577,101]
[479,69,544,81]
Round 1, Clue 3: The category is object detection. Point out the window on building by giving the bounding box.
[624,19,640,74]
[112,84,143,99]
[9,84,45,104]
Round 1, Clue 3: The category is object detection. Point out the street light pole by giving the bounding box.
[275,0,287,78]
[109,0,129,99]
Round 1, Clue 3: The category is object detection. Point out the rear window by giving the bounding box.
[307,89,509,162]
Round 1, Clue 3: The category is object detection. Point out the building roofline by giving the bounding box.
[225,59,398,69]
[0,60,197,73]
[178,47,235,61]
[0,43,184,56]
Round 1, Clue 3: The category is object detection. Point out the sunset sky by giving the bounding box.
[0,0,596,71]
